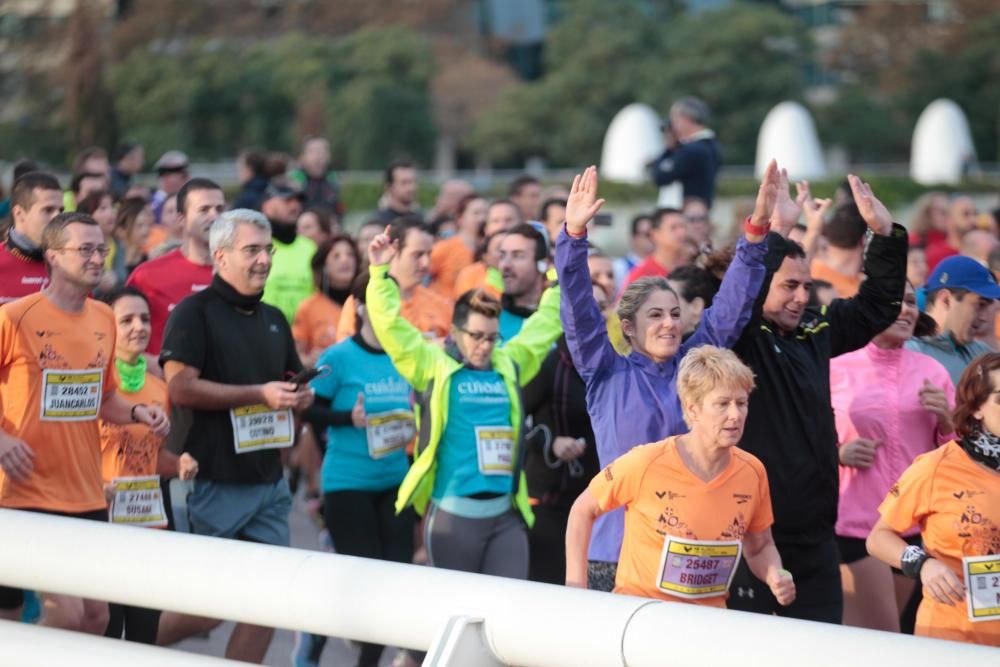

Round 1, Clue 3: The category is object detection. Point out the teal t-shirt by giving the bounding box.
[498,308,526,346]
[263,235,317,323]
[312,336,412,493]
[433,367,514,500]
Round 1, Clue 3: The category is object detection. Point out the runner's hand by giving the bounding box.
[565,166,605,236]
[918,379,953,432]
[747,160,779,241]
[260,381,300,410]
[351,392,367,428]
[766,567,796,606]
[920,558,966,606]
[294,384,315,411]
[135,404,170,438]
[799,180,832,235]
[103,482,118,503]
[0,433,34,481]
[848,174,893,235]
[839,438,879,469]
[178,453,199,481]
[768,167,802,236]
[368,225,397,266]
[553,436,586,462]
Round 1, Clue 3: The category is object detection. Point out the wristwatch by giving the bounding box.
[900,545,931,579]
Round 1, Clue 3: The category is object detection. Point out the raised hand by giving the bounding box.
[769,168,803,236]
[368,225,397,267]
[565,166,606,236]
[799,180,833,235]
[747,159,779,241]
[848,174,893,235]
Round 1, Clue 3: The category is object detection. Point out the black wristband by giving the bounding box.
[130,403,145,423]
[900,545,930,579]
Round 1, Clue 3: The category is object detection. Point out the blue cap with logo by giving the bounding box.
[926,255,1000,299]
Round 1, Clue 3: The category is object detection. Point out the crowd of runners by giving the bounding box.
[0,134,997,666]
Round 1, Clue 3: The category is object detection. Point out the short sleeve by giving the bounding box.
[878,451,937,534]
[587,443,655,514]
[311,346,342,400]
[748,459,774,533]
[159,298,207,370]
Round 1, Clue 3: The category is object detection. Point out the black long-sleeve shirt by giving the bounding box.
[734,226,908,546]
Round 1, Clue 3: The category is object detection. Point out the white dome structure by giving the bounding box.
[910,99,977,185]
[754,101,827,180]
[599,103,664,184]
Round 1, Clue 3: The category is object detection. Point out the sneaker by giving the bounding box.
[291,631,326,667]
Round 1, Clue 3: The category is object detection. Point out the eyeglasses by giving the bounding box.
[54,245,110,260]
[237,244,277,259]
[457,327,501,344]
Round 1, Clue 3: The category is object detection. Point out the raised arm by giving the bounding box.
[365,227,439,392]
[554,166,616,379]
[798,180,832,263]
[825,175,908,357]
[504,282,562,386]
[682,160,777,351]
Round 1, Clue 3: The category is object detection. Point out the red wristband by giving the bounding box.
[564,221,586,239]
[744,216,770,237]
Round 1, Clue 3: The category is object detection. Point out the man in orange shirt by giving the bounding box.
[566,346,794,608]
[337,217,452,341]
[0,212,169,632]
[810,203,866,299]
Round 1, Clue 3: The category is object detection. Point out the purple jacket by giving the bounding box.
[555,228,767,562]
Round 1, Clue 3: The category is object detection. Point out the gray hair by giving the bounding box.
[209,209,271,255]
[671,96,710,126]
[616,276,677,341]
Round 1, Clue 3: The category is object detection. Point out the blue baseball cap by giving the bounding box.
[926,255,1000,299]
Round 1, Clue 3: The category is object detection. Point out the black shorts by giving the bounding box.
[837,533,921,574]
[0,507,107,610]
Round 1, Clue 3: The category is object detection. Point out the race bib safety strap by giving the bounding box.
[656,536,742,599]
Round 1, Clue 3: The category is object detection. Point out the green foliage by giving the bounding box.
[108,28,435,167]
[810,85,911,163]
[472,1,808,167]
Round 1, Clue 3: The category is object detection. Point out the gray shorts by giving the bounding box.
[188,478,292,547]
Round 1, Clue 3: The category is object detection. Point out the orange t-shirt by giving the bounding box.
[100,372,168,482]
[292,293,342,356]
[336,286,453,342]
[429,235,475,299]
[454,262,501,299]
[142,225,169,255]
[878,441,1000,645]
[588,436,774,608]
[0,293,118,512]
[810,258,861,299]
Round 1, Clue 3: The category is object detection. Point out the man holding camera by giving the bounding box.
[648,96,722,208]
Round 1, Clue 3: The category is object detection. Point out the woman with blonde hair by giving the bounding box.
[566,345,794,608]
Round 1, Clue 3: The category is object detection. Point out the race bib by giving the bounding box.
[656,536,742,599]
[475,425,515,476]
[109,476,167,528]
[365,409,416,459]
[963,554,1000,622]
[229,405,294,454]
[40,369,103,421]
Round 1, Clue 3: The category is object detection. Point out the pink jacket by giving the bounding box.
[830,343,955,538]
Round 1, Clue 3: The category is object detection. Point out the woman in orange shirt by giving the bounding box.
[565,345,795,609]
[100,286,197,645]
[292,234,360,367]
[868,353,1000,646]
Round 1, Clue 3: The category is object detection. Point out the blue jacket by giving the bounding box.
[554,227,766,561]
[649,133,722,206]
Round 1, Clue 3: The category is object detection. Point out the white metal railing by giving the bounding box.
[0,509,996,666]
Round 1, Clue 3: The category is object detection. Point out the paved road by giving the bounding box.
[173,497,399,666]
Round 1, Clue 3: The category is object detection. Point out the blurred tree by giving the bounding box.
[64,0,118,157]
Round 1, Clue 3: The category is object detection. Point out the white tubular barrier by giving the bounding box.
[0,619,241,666]
[0,509,996,667]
